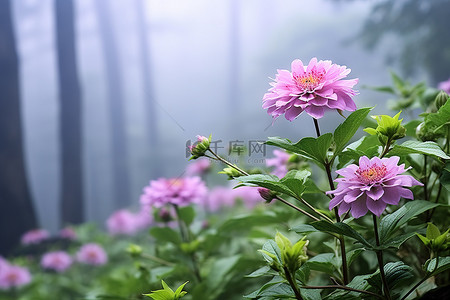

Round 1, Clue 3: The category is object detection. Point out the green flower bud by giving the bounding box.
[416,122,439,142]
[180,240,200,254]
[364,111,406,144]
[218,166,242,179]
[435,90,449,110]
[126,244,143,258]
[274,232,309,274]
[417,223,450,253]
[188,135,211,160]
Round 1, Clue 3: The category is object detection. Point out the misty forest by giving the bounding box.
[0,0,449,299]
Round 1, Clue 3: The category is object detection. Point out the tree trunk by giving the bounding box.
[94,0,131,208]
[54,0,84,225]
[135,0,159,179]
[0,0,38,255]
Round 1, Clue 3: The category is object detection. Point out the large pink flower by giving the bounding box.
[327,156,422,218]
[140,177,207,208]
[41,251,72,273]
[263,58,358,120]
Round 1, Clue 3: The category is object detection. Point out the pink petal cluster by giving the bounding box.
[263,58,358,120]
[21,229,50,245]
[327,156,422,218]
[266,149,290,178]
[186,158,211,176]
[41,251,72,273]
[140,176,207,208]
[0,260,31,290]
[76,243,108,266]
[59,227,77,240]
[438,77,450,94]
[202,186,236,212]
[106,209,152,235]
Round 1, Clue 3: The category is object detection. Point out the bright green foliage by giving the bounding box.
[416,223,450,253]
[143,280,188,300]
[364,111,406,144]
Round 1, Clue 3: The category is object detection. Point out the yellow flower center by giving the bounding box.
[356,165,387,184]
[293,70,325,92]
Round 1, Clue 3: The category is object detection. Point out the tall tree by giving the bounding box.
[0,0,38,254]
[94,0,131,207]
[54,0,84,225]
[135,0,159,179]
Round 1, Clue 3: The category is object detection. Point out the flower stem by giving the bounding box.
[400,256,439,300]
[141,253,176,267]
[283,266,303,300]
[423,155,429,202]
[372,214,391,300]
[313,117,349,285]
[301,285,384,299]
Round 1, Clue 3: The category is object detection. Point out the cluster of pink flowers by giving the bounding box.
[266,149,290,178]
[0,257,31,290]
[76,243,108,266]
[106,209,152,236]
[21,229,50,245]
[41,251,72,273]
[140,176,207,209]
[263,57,358,120]
[327,156,422,218]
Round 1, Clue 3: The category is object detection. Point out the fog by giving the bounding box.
[9,0,431,232]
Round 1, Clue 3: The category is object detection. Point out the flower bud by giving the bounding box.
[364,112,406,144]
[158,207,173,223]
[189,135,211,160]
[416,122,438,142]
[417,223,450,253]
[126,244,143,258]
[258,188,277,203]
[435,90,449,110]
[275,232,309,274]
[218,167,242,179]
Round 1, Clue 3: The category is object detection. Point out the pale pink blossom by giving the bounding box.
[186,158,211,176]
[0,264,31,290]
[76,243,107,266]
[41,251,72,273]
[266,149,290,178]
[21,229,50,245]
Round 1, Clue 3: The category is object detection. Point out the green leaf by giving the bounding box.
[426,223,441,239]
[382,230,424,249]
[150,227,182,245]
[310,221,374,248]
[305,253,337,276]
[333,107,373,157]
[424,99,450,135]
[291,224,320,234]
[246,266,272,278]
[280,170,311,198]
[237,174,295,197]
[404,120,421,138]
[367,261,413,291]
[266,133,333,165]
[440,162,450,192]
[388,140,450,160]
[379,200,440,243]
[261,240,282,265]
[177,206,195,226]
[346,248,364,266]
[427,256,450,275]
[322,274,372,299]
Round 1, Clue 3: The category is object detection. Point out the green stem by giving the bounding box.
[373,214,391,300]
[295,196,334,223]
[301,285,384,299]
[208,149,249,176]
[141,253,176,267]
[283,266,303,300]
[423,155,429,202]
[313,117,349,285]
[379,139,392,159]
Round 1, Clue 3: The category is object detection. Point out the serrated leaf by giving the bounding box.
[388,140,450,160]
[379,200,440,243]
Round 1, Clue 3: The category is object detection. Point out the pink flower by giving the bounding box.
[186,158,211,176]
[140,176,207,208]
[59,227,77,240]
[266,149,290,178]
[0,264,31,290]
[41,251,72,273]
[263,58,358,120]
[134,208,153,230]
[327,156,423,218]
[76,243,108,266]
[203,186,236,212]
[21,229,50,245]
[106,209,139,235]
[438,77,450,94]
